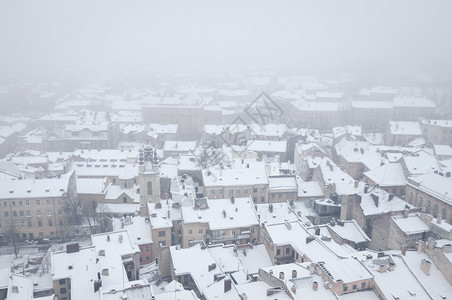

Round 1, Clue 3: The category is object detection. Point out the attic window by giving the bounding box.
[27,189,31,193]
[45,189,50,192]
[60,189,64,192]
[9,190,13,194]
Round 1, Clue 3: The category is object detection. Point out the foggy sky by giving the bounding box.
[1,0,452,77]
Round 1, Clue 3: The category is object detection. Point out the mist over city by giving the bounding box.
[0,1,452,300]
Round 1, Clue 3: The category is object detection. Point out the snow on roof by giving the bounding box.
[434,144,452,158]
[370,86,398,95]
[393,96,435,108]
[363,163,406,186]
[420,119,452,128]
[150,213,173,230]
[297,180,324,198]
[65,121,108,133]
[153,290,199,300]
[321,258,373,284]
[202,163,268,187]
[7,274,33,300]
[246,140,287,153]
[272,89,305,100]
[182,197,259,230]
[407,173,452,206]
[392,214,430,234]
[389,121,423,136]
[148,199,183,221]
[112,216,152,245]
[76,177,106,194]
[334,140,382,170]
[250,124,287,138]
[163,141,197,152]
[265,221,340,262]
[235,281,293,300]
[170,244,218,293]
[51,246,100,300]
[74,148,139,161]
[332,125,362,139]
[359,189,414,216]
[255,202,299,225]
[327,220,370,243]
[351,101,393,109]
[72,162,139,178]
[218,89,250,97]
[0,122,27,138]
[402,150,440,175]
[292,100,346,112]
[101,280,152,300]
[403,251,452,298]
[202,277,240,300]
[318,158,355,186]
[91,230,140,258]
[105,184,139,203]
[0,172,72,199]
[363,254,431,299]
[269,176,297,191]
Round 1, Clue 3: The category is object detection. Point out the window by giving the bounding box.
[6,222,10,229]
[145,246,150,252]
[25,200,29,205]
[433,204,439,217]
[58,210,62,216]
[146,256,150,261]
[13,211,17,217]
[19,211,23,217]
[147,182,153,196]
[237,189,240,195]
[199,229,203,234]
[285,247,290,254]
[27,220,32,227]
[210,190,215,195]
[229,190,233,196]
[26,211,30,217]
[123,197,127,203]
[4,212,8,217]
[47,210,52,216]
[11,201,15,206]
[38,221,42,227]
[3,201,6,207]
[36,200,40,205]
[158,231,165,237]
[49,220,53,226]
[361,282,366,289]
[343,285,348,292]
[37,210,41,216]
[59,220,63,226]
[261,197,265,203]
[253,188,257,193]
[352,284,357,290]
[21,221,25,228]
[60,288,67,294]
[188,229,193,235]
[57,199,61,205]
[59,279,65,285]
[261,188,266,193]
[219,190,223,195]
[14,222,18,228]
[276,249,281,256]
[442,208,447,220]
[231,229,235,236]
[18,200,22,206]
[47,199,51,205]
[253,197,257,203]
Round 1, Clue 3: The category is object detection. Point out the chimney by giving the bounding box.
[223,210,226,218]
[364,184,369,193]
[421,259,431,276]
[306,236,315,244]
[437,217,442,224]
[167,210,171,219]
[379,264,387,273]
[269,204,273,213]
[389,262,395,271]
[118,234,123,244]
[403,208,409,218]
[314,226,320,235]
[292,269,297,278]
[388,194,394,201]
[107,235,110,242]
[208,263,216,272]
[312,281,319,291]
[291,285,296,294]
[354,180,358,188]
[66,243,80,254]
[231,196,235,204]
[401,244,407,256]
[279,272,284,280]
[224,278,232,293]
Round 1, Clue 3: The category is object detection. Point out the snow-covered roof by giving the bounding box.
[112,216,153,245]
[292,100,346,112]
[420,119,452,128]
[351,101,393,109]
[246,140,287,153]
[327,220,370,243]
[269,176,297,191]
[392,214,430,234]
[393,96,435,108]
[402,150,440,175]
[255,202,299,225]
[297,180,324,198]
[359,189,414,216]
[363,163,406,187]
[434,144,452,158]
[7,274,33,300]
[76,177,106,194]
[105,184,139,203]
[96,203,140,215]
[182,197,259,230]
[389,121,423,136]
[202,163,268,187]
[321,258,373,284]
[407,173,452,206]
[163,141,197,152]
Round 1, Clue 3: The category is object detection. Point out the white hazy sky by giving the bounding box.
[1,0,452,76]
